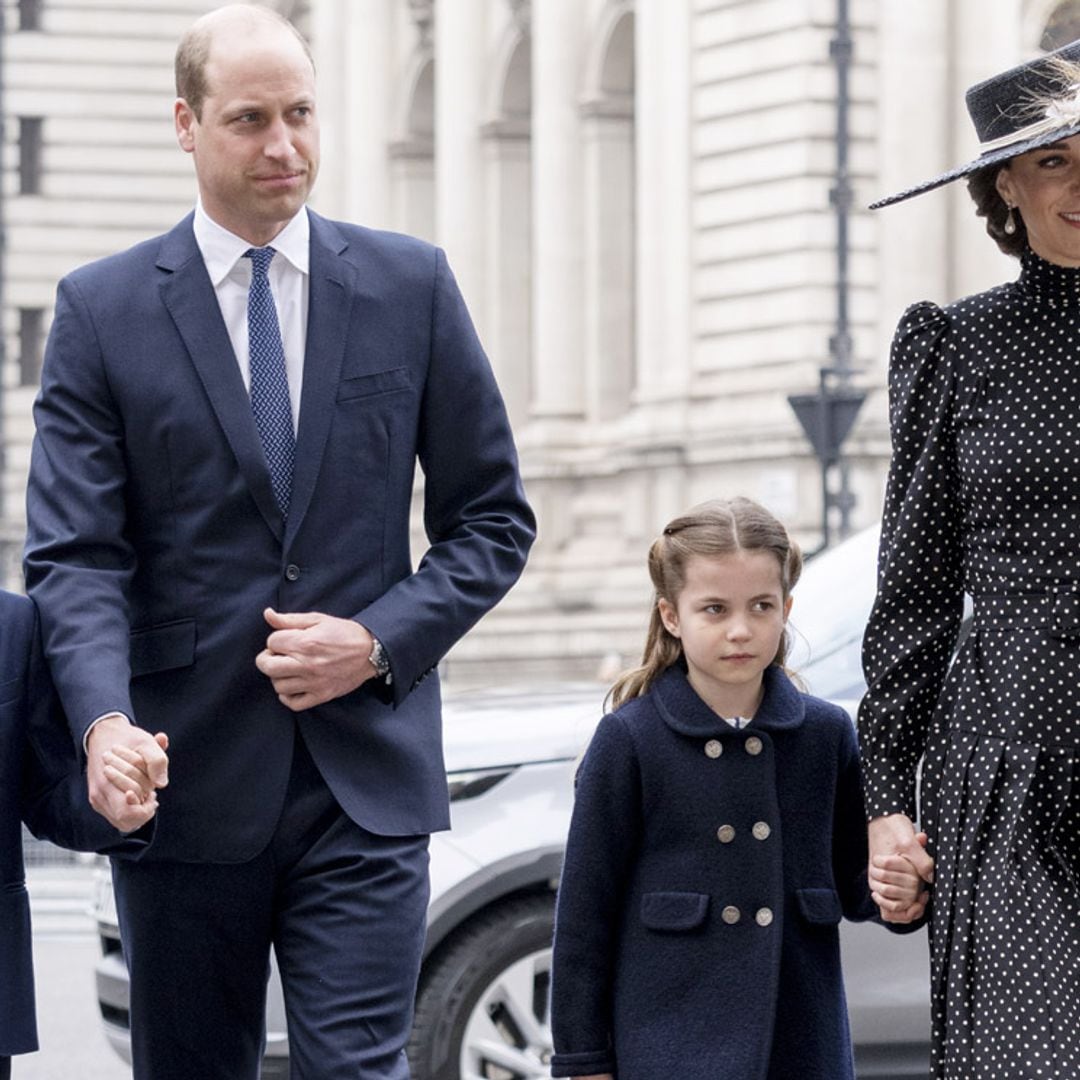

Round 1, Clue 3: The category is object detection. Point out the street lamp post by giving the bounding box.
[788,0,864,551]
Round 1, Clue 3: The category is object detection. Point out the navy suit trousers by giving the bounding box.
[113,729,430,1080]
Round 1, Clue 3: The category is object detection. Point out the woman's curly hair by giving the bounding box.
[967,162,1028,258]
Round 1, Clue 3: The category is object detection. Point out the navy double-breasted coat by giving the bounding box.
[550,664,877,1080]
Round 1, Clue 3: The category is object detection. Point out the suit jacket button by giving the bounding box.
[284,564,301,582]
[721,905,741,925]
[752,821,771,841]
[716,824,736,844]
[744,735,763,756]
[756,907,774,927]
[704,739,722,758]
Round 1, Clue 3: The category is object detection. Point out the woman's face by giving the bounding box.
[996,134,1080,267]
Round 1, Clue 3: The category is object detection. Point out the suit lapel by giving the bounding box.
[156,215,284,543]
[284,212,356,546]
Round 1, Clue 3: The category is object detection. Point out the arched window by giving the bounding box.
[1041,0,1080,50]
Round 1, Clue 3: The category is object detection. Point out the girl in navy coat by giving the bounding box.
[550,498,926,1080]
[1,590,155,1078]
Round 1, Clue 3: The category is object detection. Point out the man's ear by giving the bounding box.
[175,98,197,153]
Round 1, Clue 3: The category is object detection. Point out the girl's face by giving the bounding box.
[996,135,1080,267]
[658,550,791,717]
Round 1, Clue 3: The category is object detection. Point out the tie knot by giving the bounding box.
[245,246,276,277]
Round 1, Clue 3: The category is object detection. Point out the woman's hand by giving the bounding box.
[868,814,934,923]
[870,847,931,921]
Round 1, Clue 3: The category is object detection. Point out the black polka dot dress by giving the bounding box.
[859,250,1080,1080]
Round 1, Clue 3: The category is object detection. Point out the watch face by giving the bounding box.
[370,640,390,676]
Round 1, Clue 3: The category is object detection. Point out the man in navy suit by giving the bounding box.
[24,5,534,1078]
[1,590,155,1079]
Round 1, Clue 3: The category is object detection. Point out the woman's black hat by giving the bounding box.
[872,39,1080,208]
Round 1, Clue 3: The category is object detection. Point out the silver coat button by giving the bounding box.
[756,907,774,927]
[744,735,763,756]
[704,739,722,759]
[717,824,736,844]
[752,821,771,841]
[722,905,741,925]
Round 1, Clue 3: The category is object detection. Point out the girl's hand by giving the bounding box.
[869,830,931,922]
[578,1075,614,1080]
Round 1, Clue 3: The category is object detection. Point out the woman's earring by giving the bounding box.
[1004,205,1017,235]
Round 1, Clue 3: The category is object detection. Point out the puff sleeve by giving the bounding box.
[858,302,967,820]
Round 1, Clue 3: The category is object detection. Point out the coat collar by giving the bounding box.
[155,210,355,546]
[652,663,806,738]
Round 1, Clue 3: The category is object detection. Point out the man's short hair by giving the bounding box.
[175,4,314,119]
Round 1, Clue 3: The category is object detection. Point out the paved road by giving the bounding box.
[19,864,130,1080]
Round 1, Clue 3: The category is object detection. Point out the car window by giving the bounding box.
[787,525,880,701]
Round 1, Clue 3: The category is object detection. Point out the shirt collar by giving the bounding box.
[193,201,310,286]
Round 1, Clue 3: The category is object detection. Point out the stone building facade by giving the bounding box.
[1,0,1077,680]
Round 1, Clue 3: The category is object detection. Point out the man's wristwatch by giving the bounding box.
[368,637,392,682]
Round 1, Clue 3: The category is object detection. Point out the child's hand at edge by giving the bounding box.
[869,830,932,923]
[102,733,170,808]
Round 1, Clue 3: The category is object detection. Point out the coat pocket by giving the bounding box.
[640,891,710,932]
[129,618,196,677]
[336,367,412,402]
[796,887,843,925]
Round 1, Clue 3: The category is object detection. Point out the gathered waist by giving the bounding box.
[972,589,1080,640]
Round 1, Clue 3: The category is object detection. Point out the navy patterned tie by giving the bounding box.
[244,246,295,517]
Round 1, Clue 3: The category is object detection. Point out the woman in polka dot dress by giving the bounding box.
[860,40,1080,1080]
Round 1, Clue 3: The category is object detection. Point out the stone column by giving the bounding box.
[309,0,393,227]
[875,0,951,359]
[434,0,489,339]
[530,0,586,422]
[951,0,1026,298]
[633,0,690,404]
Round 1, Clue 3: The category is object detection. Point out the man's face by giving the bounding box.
[175,26,319,245]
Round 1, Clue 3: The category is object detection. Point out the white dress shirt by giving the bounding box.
[193,200,309,431]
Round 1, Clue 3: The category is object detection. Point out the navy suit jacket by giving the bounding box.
[25,211,534,863]
[1,590,147,1057]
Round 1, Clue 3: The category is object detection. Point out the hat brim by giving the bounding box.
[869,120,1080,208]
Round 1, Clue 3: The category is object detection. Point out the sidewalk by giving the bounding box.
[27,859,104,938]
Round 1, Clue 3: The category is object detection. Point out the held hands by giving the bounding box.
[867,813,935,924]
[87,714,169,834]
[255,608,377,711]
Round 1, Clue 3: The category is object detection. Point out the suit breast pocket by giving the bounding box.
[336,367,412,403]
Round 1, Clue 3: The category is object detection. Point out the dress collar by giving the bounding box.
[1017,247,1080,308]
[652,663,805,738]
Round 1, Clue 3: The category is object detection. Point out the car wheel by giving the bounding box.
[408,893,555,1080]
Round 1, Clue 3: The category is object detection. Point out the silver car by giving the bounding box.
[92,523,931,1079]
